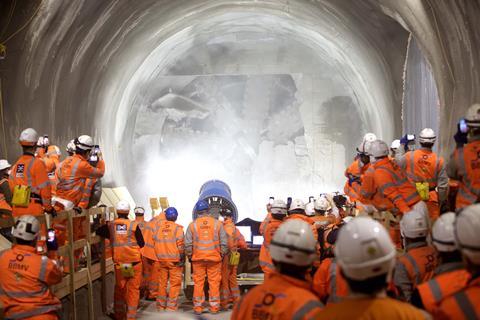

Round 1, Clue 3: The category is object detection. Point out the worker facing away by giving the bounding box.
[411,212,470,313]
[318,216,427,319]
[153,207,185,311]
[396,128,449,219]
[344,137,374,202]
[447,103,480,209]
[9,128,54,217]
[97,200,145,320]
[0,215,63,320]
[219,207,247,310]
[185,200,228,315]
[433,203,480,319]
[231,219,323,320]
[259,199,288,275]
[394,202,438,302]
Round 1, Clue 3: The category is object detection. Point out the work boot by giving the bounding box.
[209,308,219,314]
[194,307,203,315]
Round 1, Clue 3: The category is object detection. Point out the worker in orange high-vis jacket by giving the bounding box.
[447,104,480,210]
[9,128,54,217]
[394,202,438,302]
[219,208,247,310]
[0,215,63,320]
[411,212,470,313]
[0,160,13,226]
[396,128,449,219]
[433,204,480,319]
[97,200,144,320]
[42,145,61,196]
[313,223,349,304]
[286,199,318,241]
[259,199,287,275]
[185,200,228,315]
[231,220,324,320]
[152,207,185,311]
[344,138,374,202]
[318,217,426,319]
[53,135,105,251]
[259,200,273,237]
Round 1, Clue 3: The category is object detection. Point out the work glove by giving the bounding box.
[73,207,83,214]
[454,125,468,147]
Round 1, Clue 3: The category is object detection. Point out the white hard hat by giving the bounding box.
[356,140,373,155]
[455,204,480,265]
[134,206,145,215]
[432,212,456,252]
[66,139,76,153]
[75,135,94,151]
[369,140,389,158]
[116,200,131,214]
[390,139,400,150]
[12,215,40,241]
[334,216,396,281]
[0,159,11,171]
[419,128,436,144]
[271,199,287,215]
[400,202,429,239]
[47,145,61,156]
[305,202,315,216]
[465,103,480,128]
[314,197,330,212]
[289,199,306,212]
[363,133,377,143]
[270,219,317,267]
[19,128,38,146]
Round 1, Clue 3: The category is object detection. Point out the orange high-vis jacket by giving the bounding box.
[447,140,480,209]
[152,220,184,262]
[313,258,348,304]
[109,218,142,263]
[78,178,97,209]
[9,153,52,212]
[0,245,62,319]
[43,154,60,196]
[55,155,105,205]
[344,159,370,201]
[287,214,318,241]
[403,149,446,188]
[185,215,228,262]
[259,218,283,272]
[0,178,12,211]
[416,263,470,313]
[394,242,438,301]
[433,276,480,320]
[358,166,395,211]
[141,214,164,261]
[231,271,324,320]
[223,218,247,251]
[364,158,420,214]
[260,212,272,236]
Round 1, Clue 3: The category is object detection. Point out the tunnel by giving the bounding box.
[1,0,480,227]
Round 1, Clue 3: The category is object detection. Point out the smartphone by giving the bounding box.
[459,118,468,133]
[268,197,274,205]
[47,228,56,242]
[286,197,292,209]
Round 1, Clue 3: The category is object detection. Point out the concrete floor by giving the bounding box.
[136,297,232,320]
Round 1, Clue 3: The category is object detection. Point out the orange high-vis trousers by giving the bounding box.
[220,256,240,309]
[192,261,222,313]
[114,262,142,320]
[156,261,183,311]
[146,260,159,300]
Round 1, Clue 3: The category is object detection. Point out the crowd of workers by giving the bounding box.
[0,103,479,319]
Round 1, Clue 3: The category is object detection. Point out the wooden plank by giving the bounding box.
[100,238,107,314]
[67,212,77,320]
[85,209,95,320]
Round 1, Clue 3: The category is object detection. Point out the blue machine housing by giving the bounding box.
[192,180,238,222]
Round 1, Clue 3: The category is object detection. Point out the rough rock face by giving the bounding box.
[0,0,478,223]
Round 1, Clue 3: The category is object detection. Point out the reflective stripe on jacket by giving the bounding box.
[313,258,348,304]
[55,155,105,206]
[109,218,141,263]
[394,242,438,301]
[152,220,184,262]
[451,141,480,209]
[185,215,228,262]
[231,271,323,320]
[433,276,480,320]
[9,154,52,211]
[259,219,283,272]
[0,245,62,319]
[417,263,470,313]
